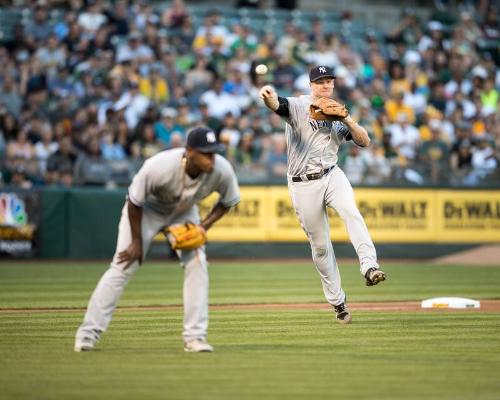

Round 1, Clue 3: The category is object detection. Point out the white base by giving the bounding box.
[421,297,480,309]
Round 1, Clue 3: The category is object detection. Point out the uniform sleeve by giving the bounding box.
[217,161,240,208]
[285,97,302,125]
[127,161,154,207]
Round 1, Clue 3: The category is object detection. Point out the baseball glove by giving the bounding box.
[310,97,348,121]
[164,222,207,251]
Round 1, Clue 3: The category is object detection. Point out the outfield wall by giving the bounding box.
[193,187,500,243]
[1,187,499,259]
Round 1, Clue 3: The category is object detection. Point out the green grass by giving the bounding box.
[0,261,500,399]
[1,261,500,308]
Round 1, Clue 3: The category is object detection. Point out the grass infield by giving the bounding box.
[1,261,499,399]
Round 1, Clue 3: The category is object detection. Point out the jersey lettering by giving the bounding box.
[309,120,333,131]
[282,95,350,176]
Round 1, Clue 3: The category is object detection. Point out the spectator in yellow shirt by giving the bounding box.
[480,78,498,112]
[385,91,415,124]
[389,62,411,95]
[139,65,169,104]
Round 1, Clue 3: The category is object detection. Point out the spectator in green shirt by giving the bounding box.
[419,120,449,183]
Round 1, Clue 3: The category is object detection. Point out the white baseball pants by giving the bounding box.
[76,203,209,344]
[288,166,379,306]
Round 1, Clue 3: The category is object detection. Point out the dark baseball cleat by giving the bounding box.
[365,268,386,286]
[333,302,352,324]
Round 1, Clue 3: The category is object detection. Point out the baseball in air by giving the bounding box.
[255,64,268,75]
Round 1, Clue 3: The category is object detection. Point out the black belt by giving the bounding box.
[291,165,335,182]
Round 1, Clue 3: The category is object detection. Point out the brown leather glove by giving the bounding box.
[164,223,207,251]
[310,97,349,121]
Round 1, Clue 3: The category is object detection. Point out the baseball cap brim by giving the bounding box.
[192,143,225,153]
[310,74,336,82]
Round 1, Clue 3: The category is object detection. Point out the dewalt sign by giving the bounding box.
[346,189,436,242]
[154,187,500,243]
[196,187,270,241]
[437,191,500,242]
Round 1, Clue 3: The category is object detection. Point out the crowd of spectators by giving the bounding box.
[0,0,498,189]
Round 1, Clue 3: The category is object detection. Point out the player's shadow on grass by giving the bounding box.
[220,344,323,352]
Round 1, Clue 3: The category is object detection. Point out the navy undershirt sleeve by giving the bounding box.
[274,96,290,118]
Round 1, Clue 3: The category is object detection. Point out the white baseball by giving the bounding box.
[255,64,268,75]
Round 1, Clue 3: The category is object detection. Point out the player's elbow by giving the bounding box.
[356,136,370,147]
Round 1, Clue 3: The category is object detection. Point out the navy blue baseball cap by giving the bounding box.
[309,65,336,82]
[186,126,225,153]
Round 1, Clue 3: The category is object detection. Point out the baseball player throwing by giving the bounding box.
[75,126,240,352]
[260,65,386,323]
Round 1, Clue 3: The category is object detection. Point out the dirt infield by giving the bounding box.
[210,300,500,312]
[431,245,500,266]
[1,300,500,314]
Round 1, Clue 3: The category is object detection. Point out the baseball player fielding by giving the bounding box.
[74,127,240,353]
[260,65,386,324]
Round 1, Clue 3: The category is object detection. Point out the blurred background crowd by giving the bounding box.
[0,0,498,188]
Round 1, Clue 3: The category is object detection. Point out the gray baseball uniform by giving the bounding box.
[280,94,379,306]
[76,148,240,345]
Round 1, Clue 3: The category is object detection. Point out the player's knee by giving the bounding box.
[312,246,328,262]
[180,248,207,268]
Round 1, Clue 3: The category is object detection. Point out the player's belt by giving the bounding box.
[291,165,335,182]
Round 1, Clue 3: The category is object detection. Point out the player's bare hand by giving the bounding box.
[259,85,276,99]
[118,240,143,270]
